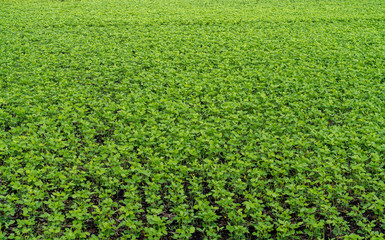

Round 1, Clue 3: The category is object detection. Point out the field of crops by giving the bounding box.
[1,0,385,239]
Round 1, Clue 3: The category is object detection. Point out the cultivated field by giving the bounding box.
[1,0,385,239]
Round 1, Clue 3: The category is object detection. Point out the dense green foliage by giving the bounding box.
[1,0,385,239]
